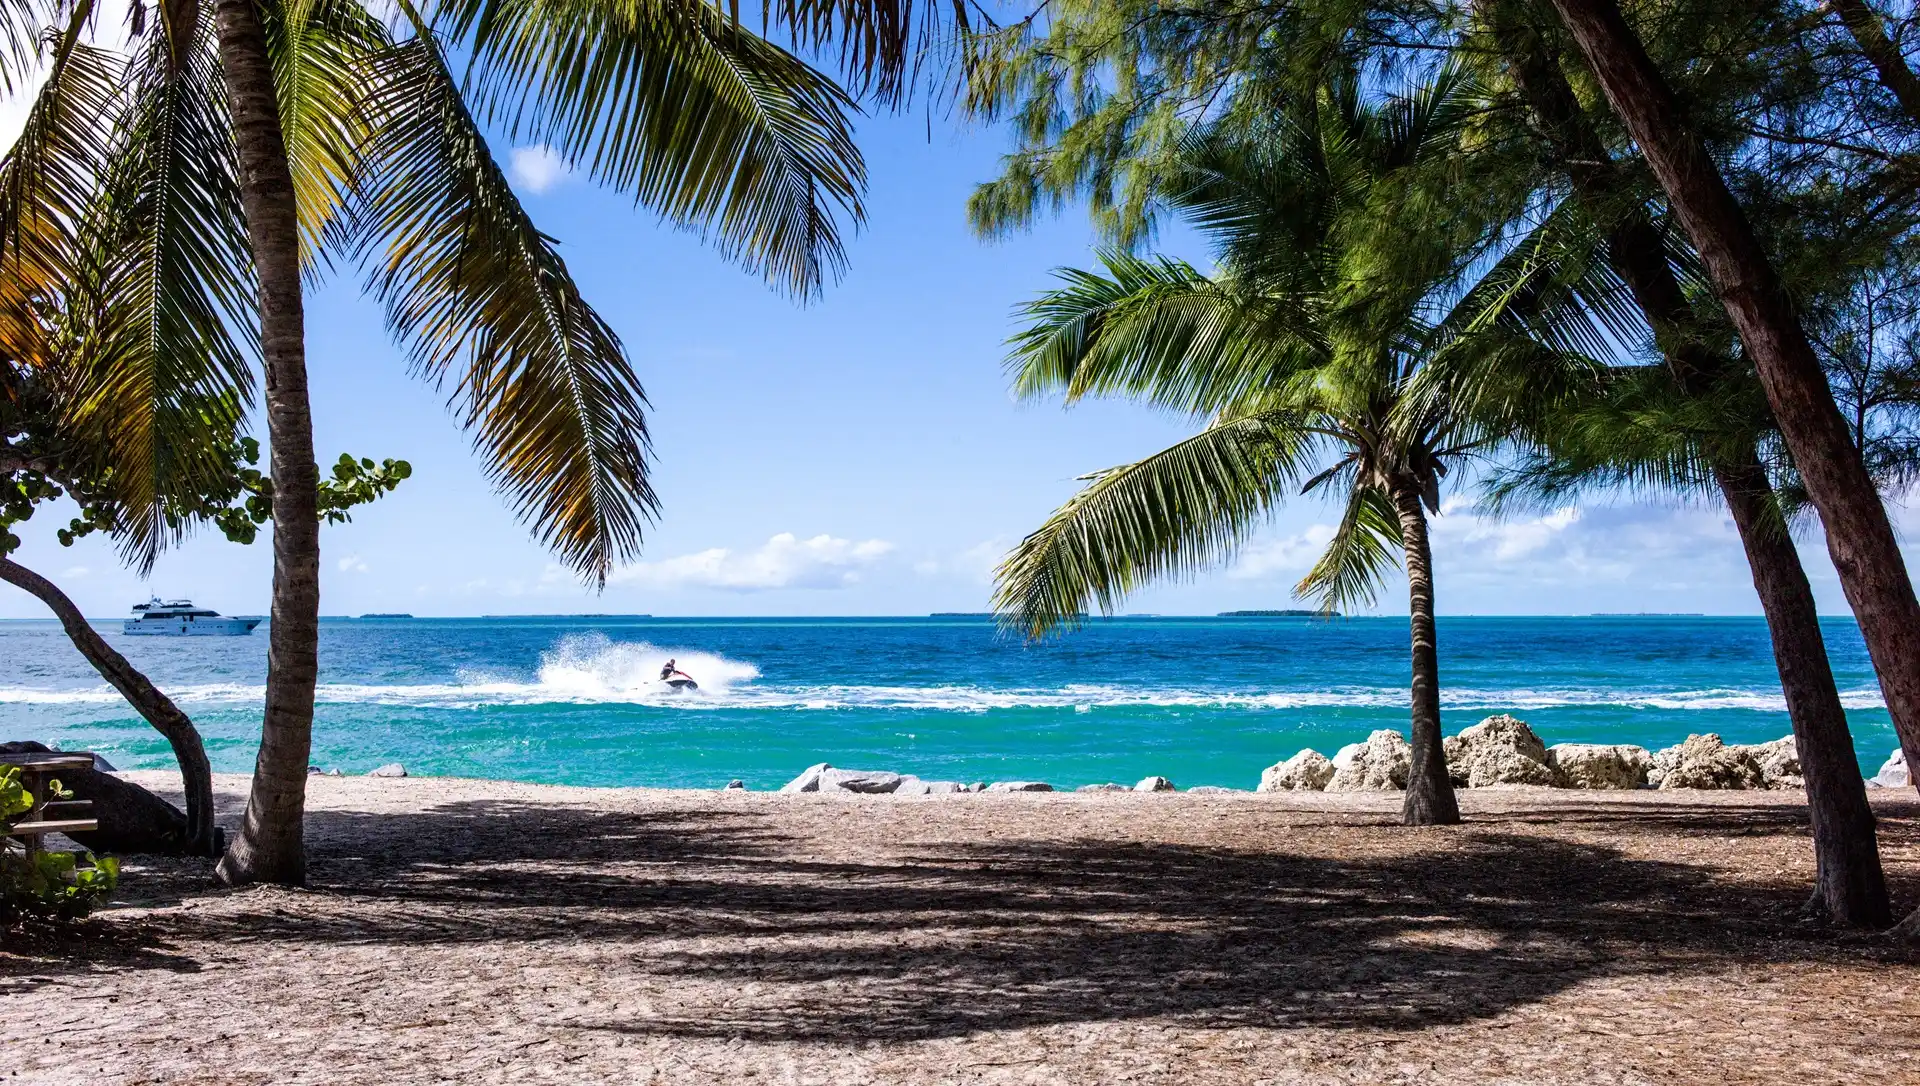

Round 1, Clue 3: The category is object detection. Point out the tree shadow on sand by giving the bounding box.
[76,794,1918,1041]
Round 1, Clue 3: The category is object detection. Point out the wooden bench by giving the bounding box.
[2,753,100,856]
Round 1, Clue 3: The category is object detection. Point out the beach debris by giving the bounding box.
[1133,776,1176,792]
[1258,749,1334,792]
[1868,748,1909,788]
[1186,786,1242,794]
[1326,730,1410,791]
[1547,744,1652,789]
[985,781,1054,792]
[724,780,745,790]
[779,763,834,793]
[1649,735,1765,789]
[368,763,407,778]
[1443,715,1555,788]
[1076,783,1129,793]
[1734,736,1802,789]
[817,769,903,794]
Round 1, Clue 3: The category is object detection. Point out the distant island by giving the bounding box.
[478,613,653,619]
[360,613,414,619]
[1218,609,1337,618]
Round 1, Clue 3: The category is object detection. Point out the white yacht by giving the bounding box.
[124,598,262,636]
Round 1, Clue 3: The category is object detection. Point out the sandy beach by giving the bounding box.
[0,773,1916,1083]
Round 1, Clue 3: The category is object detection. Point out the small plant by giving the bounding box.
[0,765,120,921]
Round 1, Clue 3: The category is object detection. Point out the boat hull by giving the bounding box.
[123,617,262,636]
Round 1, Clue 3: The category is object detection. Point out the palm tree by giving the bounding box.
[1542,0,1920,796]
[0,0,931,884]
[993,72,1607,826]
[1480,1,1889,926]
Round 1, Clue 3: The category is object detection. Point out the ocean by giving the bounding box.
[0,615,1899,789]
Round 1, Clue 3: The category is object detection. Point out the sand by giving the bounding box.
[4,771,1920,1084]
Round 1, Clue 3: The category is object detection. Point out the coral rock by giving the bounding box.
[1650,735,1766,789]
[1258,750,1335,792]
[1546,744,1651,789]
[1442,715,1555,788]
[1326,731,1411,791]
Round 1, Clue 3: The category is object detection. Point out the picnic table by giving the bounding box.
[2,752,99,856]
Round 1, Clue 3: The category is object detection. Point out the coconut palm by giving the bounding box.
[0,0,931,883]
[994,71,1613,825]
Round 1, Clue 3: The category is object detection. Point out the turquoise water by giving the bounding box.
[0,615,1898,789]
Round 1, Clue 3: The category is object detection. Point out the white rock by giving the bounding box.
[1134,776,1176,792]
[1650,735,1765,789]
[985,781,1053,792]
[1869,748,1910,788]
[1258,749,1334,792]
[1326,731,1410,791]
[368,763,407,778]
[779,763,833,793]
[817,769,902,794]
[1443,714,1555,787]
[90,753,117,772]
[891,776,963,795]
[1736,736,1801,790]
[1546,744,1651,789]
[1076,783,1129,793]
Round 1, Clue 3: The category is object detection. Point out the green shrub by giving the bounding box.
[0,765,119,921]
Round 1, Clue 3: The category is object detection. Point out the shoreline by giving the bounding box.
[16,769,1918,1085]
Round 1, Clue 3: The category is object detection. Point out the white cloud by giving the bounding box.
[61,566,89,578]
[508,145,571,194]
[338,554,369,573]
[611,532,894,591]
[1431,502,1582,561]
[1228,524,1338,580]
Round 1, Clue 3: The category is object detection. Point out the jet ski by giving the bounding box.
[659,659,698,692]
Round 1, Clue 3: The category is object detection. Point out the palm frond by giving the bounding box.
[63,11,255,569]
[0,3,117,367]
[1009,251,1326,417]
[0,0,48,97]
[350,1,655,582]
[266,0,383,268]
[992,411,1316,639]
[438,0,865,297]
[1295,482,1400,614]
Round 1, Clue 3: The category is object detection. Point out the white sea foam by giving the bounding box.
[0,633,1887,714]
[0,679,1891,714]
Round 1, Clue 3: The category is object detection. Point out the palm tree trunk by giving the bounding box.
[211,0,319,887]
[1494,9,1891,927]
[1830,0,1920,125]
[1545,0,1920,795]
[1714,459,1891,925]
[1388,481,1461,826]
[0,555,219,856]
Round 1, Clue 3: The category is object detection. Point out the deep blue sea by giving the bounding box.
[0,615,1900,789]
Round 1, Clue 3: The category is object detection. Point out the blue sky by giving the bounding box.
[3,47,1915,618]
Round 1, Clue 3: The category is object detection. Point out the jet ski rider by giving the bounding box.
[660,659,694,684]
